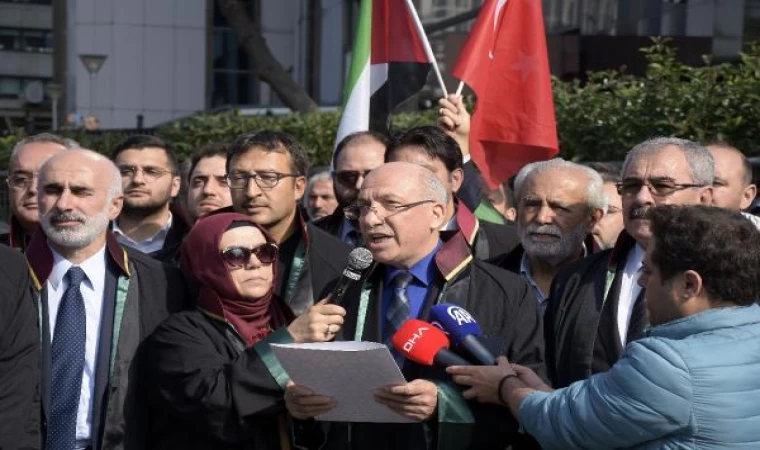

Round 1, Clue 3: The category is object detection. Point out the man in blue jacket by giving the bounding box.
[449,204,760,449]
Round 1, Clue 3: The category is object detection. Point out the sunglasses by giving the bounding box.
[334,170,372,187]
[220,243,278,268]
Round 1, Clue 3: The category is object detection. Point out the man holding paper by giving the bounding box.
[285,162,545,450]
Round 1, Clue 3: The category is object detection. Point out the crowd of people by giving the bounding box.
[0,94,758,450]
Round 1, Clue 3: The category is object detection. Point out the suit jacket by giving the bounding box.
[0,244,40,450]
[543,231,638,388]
[312,206,345,239]
[332,235,546,450]
[0,214,31,253]
[148,203,192,264]
[451,202,519,262]
[26,231,188,450]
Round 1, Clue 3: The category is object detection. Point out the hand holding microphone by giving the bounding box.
[326,247,373,305]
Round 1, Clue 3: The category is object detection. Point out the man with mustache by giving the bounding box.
[303,170,338,220]
[492,159,606,315]
[285,162,545,449]
[111,135,190,263]
[314,131,388,246]
[186,143,233,222]
[27,149,187,450]
[2,133,79,252]
[544,137,714,388]
[225,131,352,315]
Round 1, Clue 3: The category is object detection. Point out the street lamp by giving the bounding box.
[46,83,62,130]
[78,54,108,116]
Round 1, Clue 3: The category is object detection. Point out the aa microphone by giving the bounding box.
[391,319,471,368]
[429,303,497,365]
[328,247,373,305]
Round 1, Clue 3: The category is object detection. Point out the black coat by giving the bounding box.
[0,244,40,450]
[543,232,637,388]
[142,312,321,450]
[27,232,189,450]
[332,243,546,450]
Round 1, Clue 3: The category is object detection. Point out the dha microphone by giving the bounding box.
[429,303,497,365]
[391,319,471,368]
[328,247,373,305]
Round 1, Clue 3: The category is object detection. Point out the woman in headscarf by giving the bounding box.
[142,212,345,449]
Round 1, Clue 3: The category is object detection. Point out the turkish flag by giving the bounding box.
[452,0,558,189]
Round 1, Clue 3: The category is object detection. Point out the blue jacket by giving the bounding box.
[520,304,760,449]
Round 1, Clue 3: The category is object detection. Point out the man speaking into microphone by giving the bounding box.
[285,162,546,450]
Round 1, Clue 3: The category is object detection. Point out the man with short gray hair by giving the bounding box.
[303,170,338,220]
[26,148,187,450]
[545,136,714,389]
[493,158,606,314]
[2,133,79,251]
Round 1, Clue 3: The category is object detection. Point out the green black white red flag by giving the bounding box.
[335,0,434,149]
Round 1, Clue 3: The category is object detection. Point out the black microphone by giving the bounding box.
[429,303,497,365]
[327,247,373,305]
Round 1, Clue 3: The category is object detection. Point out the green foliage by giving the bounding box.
[2,38,758,170]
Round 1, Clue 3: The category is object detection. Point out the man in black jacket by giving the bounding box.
[386,126,520,261]
[286,162,545,450]
[226,131,352,314]
[0,244,40,450]
[492,159,606,314]
[545,137,714,388]
[29,148,187,450]
[110,135,190,263]
[314,130,388,246]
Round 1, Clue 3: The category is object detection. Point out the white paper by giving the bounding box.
[271,341,414,423]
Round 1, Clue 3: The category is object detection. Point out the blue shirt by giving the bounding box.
[381,241,442,335]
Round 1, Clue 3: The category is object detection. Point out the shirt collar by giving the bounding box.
[385,240,443,287]
[112,212,173,246]
[48,244,107,291]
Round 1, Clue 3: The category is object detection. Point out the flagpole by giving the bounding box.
[455,81,464,96]
[404,0,449,97]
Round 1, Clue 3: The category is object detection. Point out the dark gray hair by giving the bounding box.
[514,158,607,212]
[622,137,714,186]
[11,133,79,157]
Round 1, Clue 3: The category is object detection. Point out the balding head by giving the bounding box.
[357,162,447,269]
[38,149,124,261]
[707,143,756,211]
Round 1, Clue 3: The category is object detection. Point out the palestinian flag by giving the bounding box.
[335,0,433,148]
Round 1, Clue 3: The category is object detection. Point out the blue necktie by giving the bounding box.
[48,267,87,450]
[384,272,413,346]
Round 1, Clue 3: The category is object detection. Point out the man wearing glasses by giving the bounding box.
[314,131,388,246]
[285,161,545,449]
[2,133,79,252]
[225,131,352,315]
[111,135,190,263]
[544,137,714,388]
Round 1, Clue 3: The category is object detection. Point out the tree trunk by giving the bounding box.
[215,0,319,113]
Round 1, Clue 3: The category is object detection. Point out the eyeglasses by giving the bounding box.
[335,170,372,187]
[616,179,706,198]
[6,172,38,190]
[227,171,299,190]
[221,243,279,269]
[344,199,435,221]
[119,165,174,182]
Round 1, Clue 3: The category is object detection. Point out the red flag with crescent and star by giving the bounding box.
[452,0,558,189]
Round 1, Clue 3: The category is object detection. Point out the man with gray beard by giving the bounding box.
[544,137,714,388]
[25,149,187,450]
[492,158,606,315]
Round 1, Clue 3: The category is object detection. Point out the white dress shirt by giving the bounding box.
[113,212,173,254]
[47,245,107,442]
[617,244,644,346]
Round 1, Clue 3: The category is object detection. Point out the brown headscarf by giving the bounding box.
[180,212,294,346]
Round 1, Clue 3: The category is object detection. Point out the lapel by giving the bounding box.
[7,215,31,252]
[602,231,638,357]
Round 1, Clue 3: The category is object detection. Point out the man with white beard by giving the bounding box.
[493,159,605,315]
[25,149,187,450]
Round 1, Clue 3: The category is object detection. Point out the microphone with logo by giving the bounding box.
[327,247,373,306]
[429,304,497,365]
[391,319,471,368]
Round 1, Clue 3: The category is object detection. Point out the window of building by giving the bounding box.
[0,27,53,52]
[0,76,51,100]
[0,0,52,4]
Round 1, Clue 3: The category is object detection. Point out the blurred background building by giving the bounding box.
[0,0,759,132]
